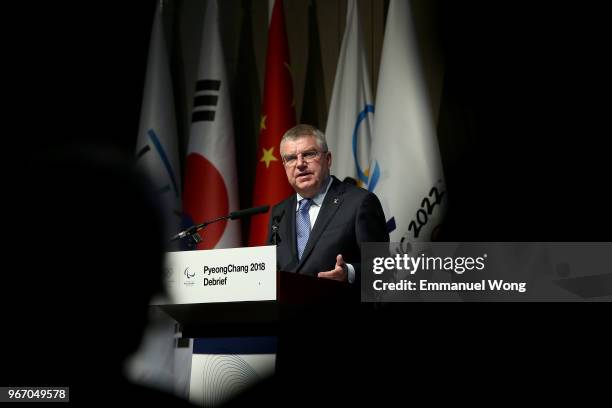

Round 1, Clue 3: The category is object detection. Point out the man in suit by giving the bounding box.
[267,124,389,286]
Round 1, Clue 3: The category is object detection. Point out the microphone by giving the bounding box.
[229,205,269,220]
[271,209,285,245]
[171,205,270,244]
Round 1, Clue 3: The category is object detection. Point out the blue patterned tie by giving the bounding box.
[296,198,312,261]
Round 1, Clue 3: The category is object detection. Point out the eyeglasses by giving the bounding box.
[282,150,327,167]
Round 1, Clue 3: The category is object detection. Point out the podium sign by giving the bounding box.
[154,246,276,304]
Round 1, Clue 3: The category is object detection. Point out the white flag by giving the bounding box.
[182,0,241,249]
[325,0,373,187]
[130,1,185,398]
[135,1,182,241]
[370,0,446,242]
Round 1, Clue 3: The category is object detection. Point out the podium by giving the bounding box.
[154,247,355,405]
[154,245,354,336]
[158,270,353,338]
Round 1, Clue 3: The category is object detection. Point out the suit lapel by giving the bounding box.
[297,177,345,272]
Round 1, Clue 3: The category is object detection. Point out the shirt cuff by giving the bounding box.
[346,263,356,284]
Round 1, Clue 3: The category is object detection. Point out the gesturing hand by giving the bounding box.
[317,254,348,282]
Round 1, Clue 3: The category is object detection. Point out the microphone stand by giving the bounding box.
[271,223,279,246]
[270,210,285,246]
[170,215,229,249]
[170,205,270,249]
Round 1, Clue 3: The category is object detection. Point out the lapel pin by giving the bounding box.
[333,198,339,204]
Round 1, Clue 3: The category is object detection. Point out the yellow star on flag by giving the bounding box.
[260,147,278,168]
[260,115,267,131]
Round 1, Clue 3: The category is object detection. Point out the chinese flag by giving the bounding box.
[248,0,295,246]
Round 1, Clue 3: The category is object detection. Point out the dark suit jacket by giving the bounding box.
[267,176,389,286]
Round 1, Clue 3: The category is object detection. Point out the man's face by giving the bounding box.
[281,135,331,198]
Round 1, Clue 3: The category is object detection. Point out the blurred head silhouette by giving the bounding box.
[2,143,175,401]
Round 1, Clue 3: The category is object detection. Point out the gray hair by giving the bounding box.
[280,124,328,152]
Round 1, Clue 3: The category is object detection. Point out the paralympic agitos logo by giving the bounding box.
[184,267,195,279]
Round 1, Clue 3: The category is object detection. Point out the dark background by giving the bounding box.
[438,1,611,242]
[3,0,609,398]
